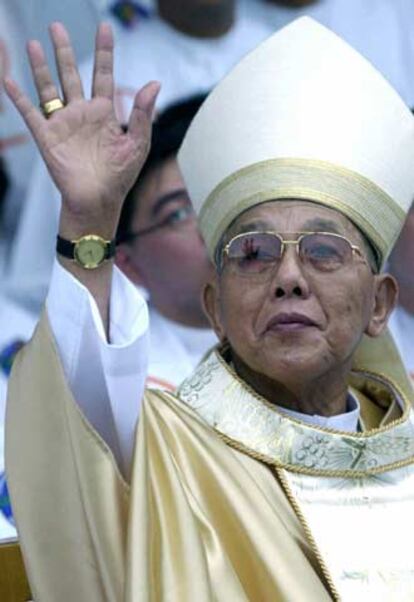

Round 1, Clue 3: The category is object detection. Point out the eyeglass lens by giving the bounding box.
[226,232,353,273]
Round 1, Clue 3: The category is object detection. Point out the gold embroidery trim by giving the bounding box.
[214,346,411,438]
[275,467,341,601]
[214,426,414,478]
[176,345,414,476]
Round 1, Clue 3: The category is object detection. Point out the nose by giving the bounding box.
[272,244,310,299]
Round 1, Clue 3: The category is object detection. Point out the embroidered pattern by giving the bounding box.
[178,348,414,476]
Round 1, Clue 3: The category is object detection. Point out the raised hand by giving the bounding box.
[4,22,160,332]
[4,22,159,237]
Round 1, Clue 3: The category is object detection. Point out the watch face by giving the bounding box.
[74,237,106,269]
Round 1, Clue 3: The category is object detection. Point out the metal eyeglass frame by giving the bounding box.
[221,231,367,271]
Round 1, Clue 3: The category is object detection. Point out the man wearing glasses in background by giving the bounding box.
[116,94,216,391]
[389,201,414,381]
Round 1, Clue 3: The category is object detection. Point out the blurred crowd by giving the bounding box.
[1,0,414,549]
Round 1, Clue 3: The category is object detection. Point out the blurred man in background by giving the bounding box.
[116,94,216,390]
[388,202,414,380]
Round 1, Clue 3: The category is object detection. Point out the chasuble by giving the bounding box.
[6,313,414,601]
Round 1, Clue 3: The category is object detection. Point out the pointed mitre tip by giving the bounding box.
[260,14,345,47]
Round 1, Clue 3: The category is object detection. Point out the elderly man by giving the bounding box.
[5,17,414,601]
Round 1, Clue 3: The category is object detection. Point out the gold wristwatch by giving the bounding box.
[56,234,116,269]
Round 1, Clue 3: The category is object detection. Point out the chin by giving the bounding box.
[263,329,323,355]
[260,347,330,380]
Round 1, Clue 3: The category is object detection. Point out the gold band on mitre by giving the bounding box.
[199,158,405,269]
[41,98,65,118]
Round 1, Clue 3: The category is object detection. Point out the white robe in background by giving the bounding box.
[389,305,414,380]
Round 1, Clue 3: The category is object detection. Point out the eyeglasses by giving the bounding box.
[118,205,195,244]
[221,231,367,275]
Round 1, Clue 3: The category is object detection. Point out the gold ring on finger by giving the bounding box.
[41,98,65,118]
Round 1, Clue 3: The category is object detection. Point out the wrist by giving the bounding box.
[59,204,121,241]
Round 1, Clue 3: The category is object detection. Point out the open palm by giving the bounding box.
[5,22,159,222]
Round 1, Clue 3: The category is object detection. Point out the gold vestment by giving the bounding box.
[6,313,414,601]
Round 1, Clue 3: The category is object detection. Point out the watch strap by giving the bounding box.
[56,235,76,259]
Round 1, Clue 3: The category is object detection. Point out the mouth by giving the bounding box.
[264,312,319,333]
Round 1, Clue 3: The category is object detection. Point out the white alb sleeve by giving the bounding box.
[46,260,149,476]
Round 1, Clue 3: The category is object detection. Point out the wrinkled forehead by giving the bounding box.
[224,199,364,242]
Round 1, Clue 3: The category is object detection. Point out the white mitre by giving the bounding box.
[178,17,414,268]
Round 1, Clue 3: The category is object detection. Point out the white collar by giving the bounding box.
[276,393,360,433]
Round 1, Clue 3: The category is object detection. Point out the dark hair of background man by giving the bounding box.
[116,93,208,244]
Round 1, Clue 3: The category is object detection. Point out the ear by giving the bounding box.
[202,277,227,342]
[365,273,399,337]
[115,245,147,288]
